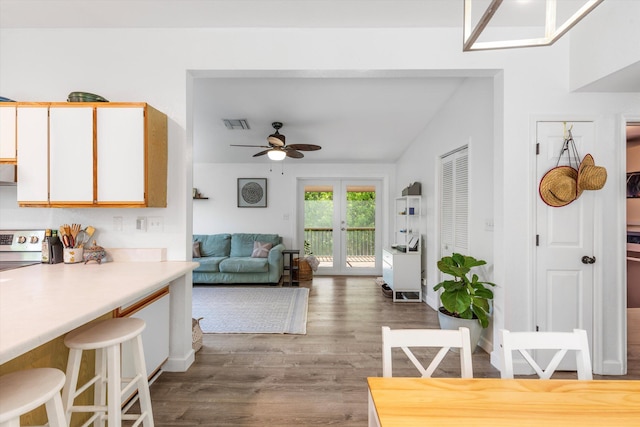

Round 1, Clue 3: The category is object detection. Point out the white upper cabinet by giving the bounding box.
[16,106,49,203]
[97,107,145,203]
[16,102,167,208]
[49,107,94,204]
[0,104,17,162]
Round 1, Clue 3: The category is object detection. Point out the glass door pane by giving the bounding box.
[344,184,377,271]
[303,184,335,269]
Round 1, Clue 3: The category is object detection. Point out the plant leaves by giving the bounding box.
[434,253,495,328]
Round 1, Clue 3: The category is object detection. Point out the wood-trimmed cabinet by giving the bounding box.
[0,103,17,164]
[16,102,167,208]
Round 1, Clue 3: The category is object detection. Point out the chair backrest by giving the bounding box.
[500,329,593,380]
[381,326,473,378]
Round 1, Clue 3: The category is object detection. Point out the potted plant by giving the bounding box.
[433,253,495,350]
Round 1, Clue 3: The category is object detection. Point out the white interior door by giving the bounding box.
[535,121,595,371]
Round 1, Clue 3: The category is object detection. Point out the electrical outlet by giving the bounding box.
[484,218,494,231]
[148,216,164,233]
[136,216,147,231]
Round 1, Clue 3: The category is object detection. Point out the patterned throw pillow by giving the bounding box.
[251,241,273,258]
[193,242,201,258]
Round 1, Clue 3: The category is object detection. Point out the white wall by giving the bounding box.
[395,77,494,303]
[394,77,494,347]
[1,20,637,373]
[193,162,395,250]
[570,0,640,91]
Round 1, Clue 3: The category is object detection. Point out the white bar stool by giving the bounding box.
[0,368,67,427]
[62,318,154,427]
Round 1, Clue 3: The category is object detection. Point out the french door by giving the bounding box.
[298,179,381,275]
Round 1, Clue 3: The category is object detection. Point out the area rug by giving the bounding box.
[192,287,309,334]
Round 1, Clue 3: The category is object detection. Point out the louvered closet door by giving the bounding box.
[440,147,469,258]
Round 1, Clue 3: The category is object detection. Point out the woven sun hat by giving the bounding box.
[577,153,607,193]
[539,166,578,207]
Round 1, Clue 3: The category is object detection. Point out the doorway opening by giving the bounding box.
[298,179,381,276]
[626,121,640,376]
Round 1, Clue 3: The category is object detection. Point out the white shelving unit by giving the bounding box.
[394,196,421,252]
[382,196,422,302]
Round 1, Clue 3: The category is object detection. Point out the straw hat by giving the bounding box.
[539,166,578,207]
[577,154,607,194]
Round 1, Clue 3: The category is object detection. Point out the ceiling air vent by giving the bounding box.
[223,119,250,130]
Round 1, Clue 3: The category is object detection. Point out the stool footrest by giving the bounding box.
[121,374,144,398]
[72,374,100,399]
[77,412,102,427]
[124,411,150,427]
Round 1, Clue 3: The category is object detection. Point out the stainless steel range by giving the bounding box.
[0,229,45,271]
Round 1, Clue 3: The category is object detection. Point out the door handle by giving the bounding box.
[581,256,596,264]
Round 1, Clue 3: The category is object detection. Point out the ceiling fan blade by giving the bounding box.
[286,149,304,159]
[253,149,271,157]
[231,144,270,148]
[287,143,321,151]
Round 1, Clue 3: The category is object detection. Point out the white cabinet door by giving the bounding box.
[49,107,94,203]
[16,107,49,203]
[0,105,17,160]
[97,107,145,202]
[122,293,170,379]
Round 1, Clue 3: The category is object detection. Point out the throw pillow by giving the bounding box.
[251,241,273,258]
[193,242,201,258]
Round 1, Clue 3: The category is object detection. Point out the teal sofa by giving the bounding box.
[192,233,284,285]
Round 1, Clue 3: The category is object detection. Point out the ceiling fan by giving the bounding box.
[231,122,322,160]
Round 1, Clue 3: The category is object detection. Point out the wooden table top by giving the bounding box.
[368,377,640,426]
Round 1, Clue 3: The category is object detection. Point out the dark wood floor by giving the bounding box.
[147,276,639,426]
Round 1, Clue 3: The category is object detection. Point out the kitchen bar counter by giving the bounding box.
[0,261,198,367]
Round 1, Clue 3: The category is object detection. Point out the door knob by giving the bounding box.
[581,256,596,264]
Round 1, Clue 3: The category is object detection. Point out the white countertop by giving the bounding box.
[0,261,198,365]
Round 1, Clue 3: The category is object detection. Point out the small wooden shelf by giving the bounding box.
[282,249,300,287]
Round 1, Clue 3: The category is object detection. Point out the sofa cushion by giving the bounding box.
[230,233,281,257]
[194,234,231,257]
[219,257,269,273]
[194,256,227,273]
[192,242,201,258]
[251,241,273,258]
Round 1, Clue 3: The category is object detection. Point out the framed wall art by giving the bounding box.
[238,178,267,207]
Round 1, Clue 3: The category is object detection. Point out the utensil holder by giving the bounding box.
[63,247,83,264]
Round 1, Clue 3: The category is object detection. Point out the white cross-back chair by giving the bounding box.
[381,326,473,378]
[501,328,593,380]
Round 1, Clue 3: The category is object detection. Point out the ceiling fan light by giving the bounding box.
[267,149,286,161]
